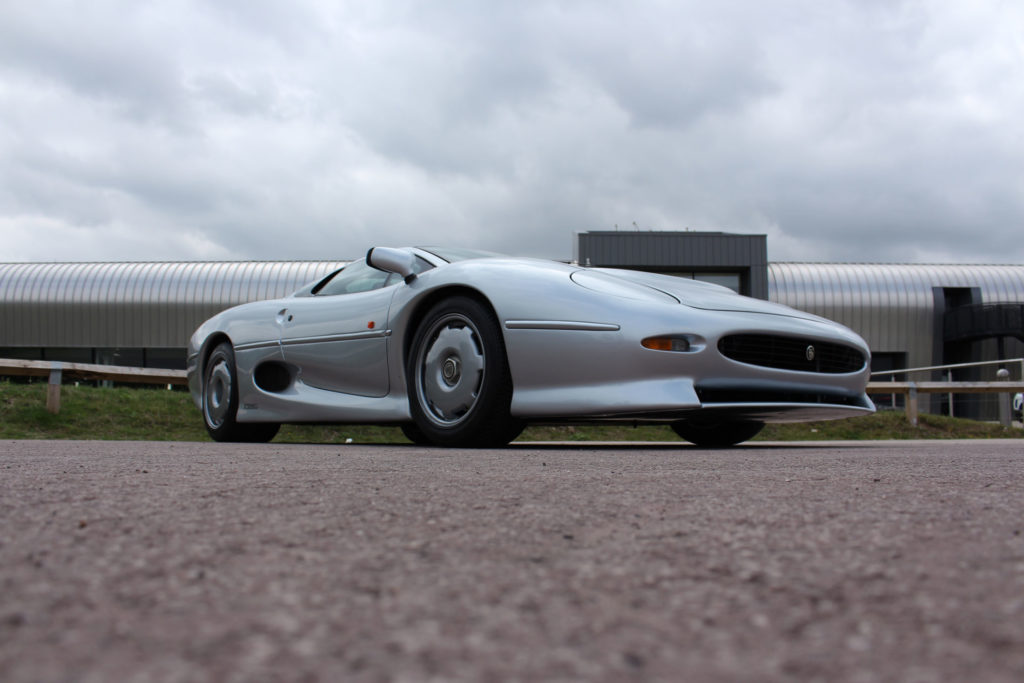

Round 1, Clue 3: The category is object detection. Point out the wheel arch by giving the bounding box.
[199,332,233,379]
[401,285,502,363]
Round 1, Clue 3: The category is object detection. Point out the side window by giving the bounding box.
[315,260,393,296]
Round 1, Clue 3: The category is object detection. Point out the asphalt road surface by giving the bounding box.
[2,439,1023,682]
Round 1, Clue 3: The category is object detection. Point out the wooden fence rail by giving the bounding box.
[2,358,1021,423]
[0,359,187,414]
[866,381,1024,426]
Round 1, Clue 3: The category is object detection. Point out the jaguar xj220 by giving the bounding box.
[187,247,874,447]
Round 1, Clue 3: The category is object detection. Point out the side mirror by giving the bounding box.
[366,247,417,284]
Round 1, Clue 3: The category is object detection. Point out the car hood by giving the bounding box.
[588,267,827,322]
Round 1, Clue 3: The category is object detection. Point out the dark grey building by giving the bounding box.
[577,230,769,299]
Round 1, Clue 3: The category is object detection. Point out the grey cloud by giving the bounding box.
[553,6,779,128]
[188,73,275,118]
[1,0,1023,265]
[0,5,191,130]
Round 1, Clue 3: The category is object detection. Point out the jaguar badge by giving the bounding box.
[805,345,816,362]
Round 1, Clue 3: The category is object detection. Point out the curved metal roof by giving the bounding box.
[0,261,346,348]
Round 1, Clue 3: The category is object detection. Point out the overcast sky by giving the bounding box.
[2,0,1022,264]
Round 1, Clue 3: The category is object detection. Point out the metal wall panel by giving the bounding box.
[0,261,346,348]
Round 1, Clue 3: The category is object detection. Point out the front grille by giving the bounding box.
[718,334,866,374]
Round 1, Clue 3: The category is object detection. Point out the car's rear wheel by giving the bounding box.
[406,297,521,447]
[671,419,763,447]
[203,342,280,443]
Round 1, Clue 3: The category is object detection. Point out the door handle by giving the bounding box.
[276,308,294,324]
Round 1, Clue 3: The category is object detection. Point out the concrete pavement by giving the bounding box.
[1,439,1022,681]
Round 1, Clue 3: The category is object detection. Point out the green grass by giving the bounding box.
[1,382,205,441]
[1,381,1020,443]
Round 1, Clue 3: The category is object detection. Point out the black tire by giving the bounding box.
[399,421,524,448]
[671,419,764,447]
[202,342,280,443]
[401,421,526,446]
[400,422,432,445]
[406,297,520,447]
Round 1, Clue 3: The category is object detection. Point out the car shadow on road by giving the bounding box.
[506,440,882,450]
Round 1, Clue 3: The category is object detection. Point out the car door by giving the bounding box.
[278,260,396,397]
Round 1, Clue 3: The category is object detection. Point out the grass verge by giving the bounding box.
[1,381,1020,443]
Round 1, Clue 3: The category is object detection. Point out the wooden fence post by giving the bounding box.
[46,364,63,414]
[907,382,918,426]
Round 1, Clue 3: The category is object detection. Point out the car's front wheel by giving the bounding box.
[406,297,522,447]
[671,419,763,447]
[203,341,280,443]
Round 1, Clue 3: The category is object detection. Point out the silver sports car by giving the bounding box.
[187,247,874,447]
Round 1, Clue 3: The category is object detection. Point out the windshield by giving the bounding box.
[312,254,435,296]
[418,246,504,263]
[312,259,394,295]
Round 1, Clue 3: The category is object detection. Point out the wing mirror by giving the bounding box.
[366,247,417,284]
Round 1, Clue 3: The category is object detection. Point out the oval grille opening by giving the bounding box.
[718,334,865,374]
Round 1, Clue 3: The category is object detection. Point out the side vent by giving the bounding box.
[253,362,292,393]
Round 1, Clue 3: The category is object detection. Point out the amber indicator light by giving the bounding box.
[642,337,690,352]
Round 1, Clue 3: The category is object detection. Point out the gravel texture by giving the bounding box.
[1,439,1023,682]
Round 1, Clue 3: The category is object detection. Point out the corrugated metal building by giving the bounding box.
[0,261,345,368]
[2,231,1022,417]
[768,262,1024,415]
